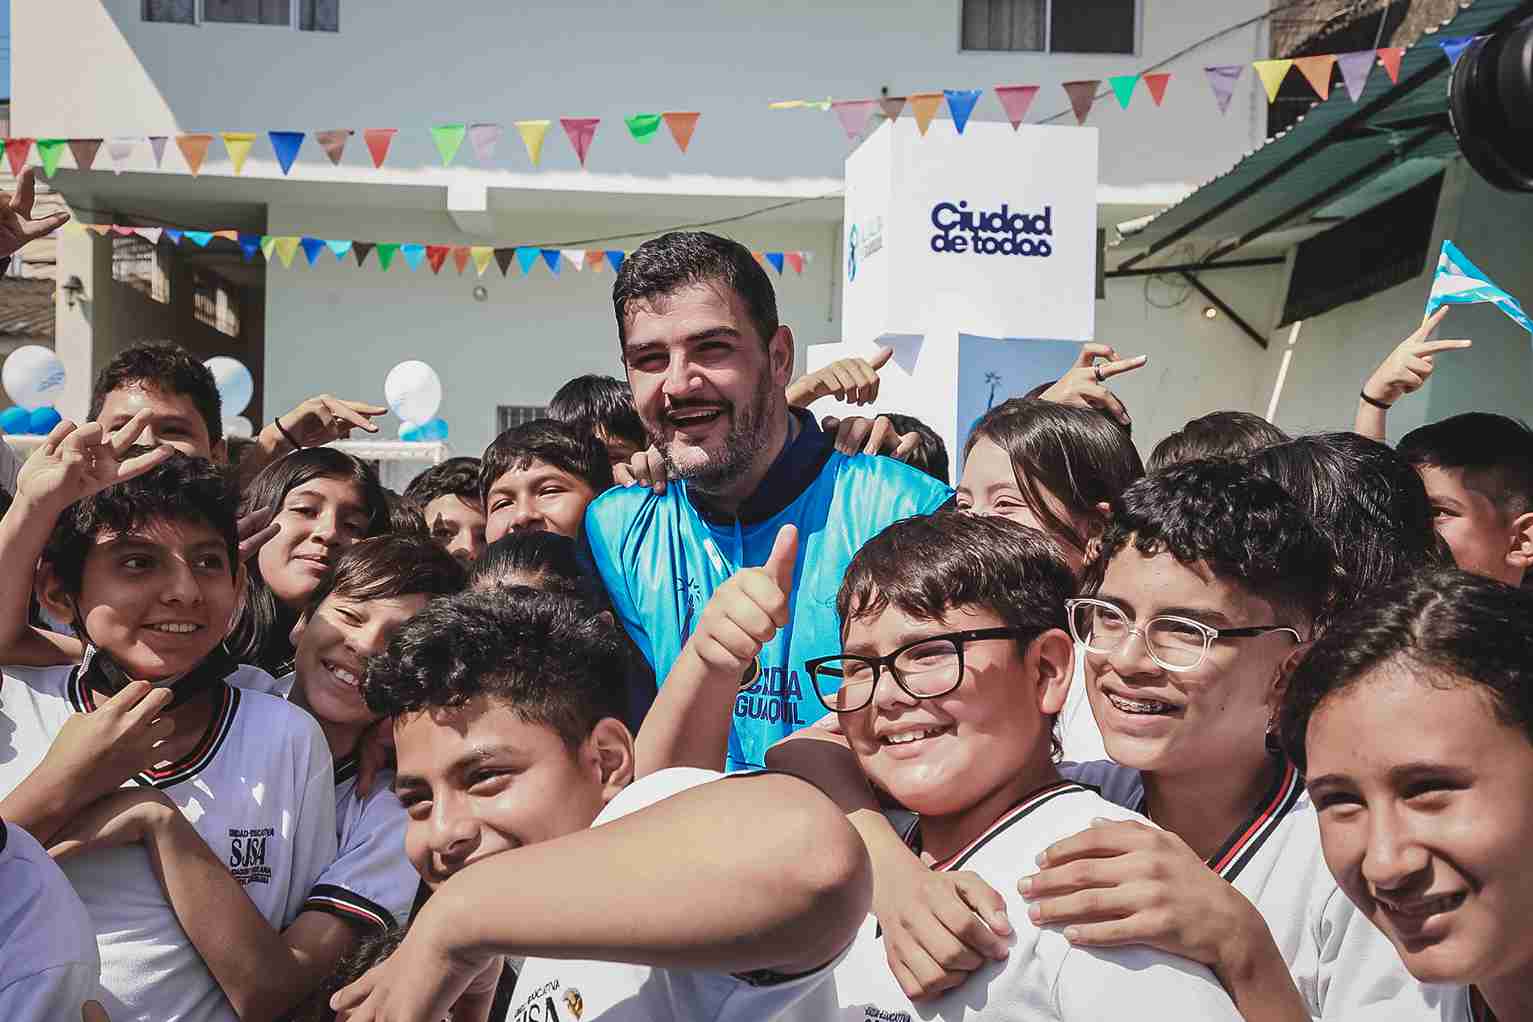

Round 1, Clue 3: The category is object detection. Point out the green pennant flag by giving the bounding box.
[376,242,400,271]
[35,139,67,177]
[624,113,662,143]
[431,123,467,167]
[1108,74,1139,109]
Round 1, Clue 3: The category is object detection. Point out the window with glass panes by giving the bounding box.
[961,0,1136,54]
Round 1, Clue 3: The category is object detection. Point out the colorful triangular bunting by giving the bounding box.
[425,245,450,274]
[1142,72,1171,106]
[993,85,1039,128]
[148,136,168,168]
[451,246,471,274]
[137,227,163,246]
[606,250,625,272]
[584,249,606,272]
[269,131,305,175]
[663,112,699,154]
[325,239,353,261]
[831,99,879,141]
[560,118,600,167]
[258,234,275,259]
[35,139,66,177]
[1253,60,1294,104]
[494,247,516,276]
[515,120,551,165]
[68,138,103,172]
[786,252,805,274]
[176,133,212,176]
[563,249,586,271]
[1294,55,1336,100]
[431,123,467,167]
[109,138,136,174]
[909,92,943,135]
[515,247,541,275]
[541,248,562,275]
[363,128,397,169]
[401,244,426,272]
[1205,65,1245,114]
[468,123,503,165]
[315,129,352,165]
[353,241,375,267]
[471,246,494,276]
[237,233,262,262]
[1336,50,1376,102]
[273,236,300,268]
[1377,47,1405,83]
[376,243,399,271]
[879,96,906,122]
[3,139,33,177]
[299,236,326,265]
[625,113,663,144]
[221,132,256,175]
[1061,81,1100,125]
[1107,74,1139,109]
[765,252,785,275]
[944,89,983,134]
[183,231,214,248]
[1440,36,1476,68]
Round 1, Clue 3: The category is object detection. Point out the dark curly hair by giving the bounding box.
[363,588,629,749]
[303,534,466,617]
[42,450,239,594]
[1279,566,1533,772]
[612,231,779,350]
[479,418,614,508]
[548,375,646,453]
[1149,411,1289,471]
[1086,459,1334,626]
[88,341,224,448]
[403,457,483,508]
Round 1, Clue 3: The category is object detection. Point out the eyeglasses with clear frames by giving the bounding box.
[1065,597,1302,673]
[805,627,1038,713]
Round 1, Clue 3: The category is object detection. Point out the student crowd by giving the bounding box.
[1,209,1531,1022]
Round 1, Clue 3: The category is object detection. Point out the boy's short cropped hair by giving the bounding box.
[1088,459,1334,625]
[881,413,950,485]
[1148,411,1289,471]
[547,375,646,452]
[478,419,614,506]
[1398,412,1533,518]
[470,531,599,600]
[43,450,239,594]
[386,496,429,538]
[88,341,224,447]
[304,533,467,617]
[403,457,483,509]
[363,588,628,750]
[612,231,779,349]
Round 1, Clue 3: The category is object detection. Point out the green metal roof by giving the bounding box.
[1118,0,1533,270]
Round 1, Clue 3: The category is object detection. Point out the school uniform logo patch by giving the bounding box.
[227,826,276,885]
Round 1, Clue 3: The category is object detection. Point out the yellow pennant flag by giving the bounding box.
[1253,59,1294,104]
[273,236,301,268]
[221,132,256,175]
[471,246,494,276]
[515,120,551,166]
[909,93,944,135]
[768,100,807,110]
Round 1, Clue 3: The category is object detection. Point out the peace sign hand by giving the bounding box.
[1362,308,1472,407]
[1038,344,1147,427]
[16,411,175,514]
[0,168,71,258]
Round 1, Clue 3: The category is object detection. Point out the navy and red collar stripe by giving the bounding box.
[932,780,1092,873]
[69,671,240,789]
[1134,758,1303,883]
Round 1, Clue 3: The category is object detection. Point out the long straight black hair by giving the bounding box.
[228,448,390,673]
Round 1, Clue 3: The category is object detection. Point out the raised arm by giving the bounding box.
[1354,308,1471,441]
[240,394,387,485]
[331,771,872,1021]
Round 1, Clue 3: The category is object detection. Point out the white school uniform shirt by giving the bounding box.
[0,665,338,1022]
[825,780,1242,1022]
[503,768,846,1022]
[0,820,101,1020]
[1062,758,1443,1020]
[1055,643,1107,763]
[271,671,418,932]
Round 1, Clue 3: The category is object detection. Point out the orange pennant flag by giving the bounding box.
[909,93,943,135]
[662,112,700,153]
[1253,60,1294,104]
[1142,72,1172,106]
[176,133,213,176]
[585,249,607,271]
[213,229,238,241]
[1377,47,1405,83]
[1293,55,1337,100]
[451,246,471,275]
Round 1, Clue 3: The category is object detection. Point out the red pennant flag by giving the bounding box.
[560,118,600,167]
[662,112,700,154]
[451,246,471,275]
[992,85,1039,128]
[315,129,353,166]
[363,128,397,169]
[425,245,451,274]
[176,133,213,175]
[1061,81,1100,125]
[68,138,103,172]
[1377,47,1404,83]
[1142,72,1172,106]
[1293,55,1337,100]
[4,139,34,176]
[785,252,805,274]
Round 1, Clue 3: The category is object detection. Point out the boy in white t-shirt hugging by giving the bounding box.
[328,586,871,1021]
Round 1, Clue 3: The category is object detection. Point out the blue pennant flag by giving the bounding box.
[765,251,785,275]
[1426,240,1533,338]
[1439,36,1477,67]
[325,239,354,260]
[944,89,984,134]
[183,231,214,247]
[269,131,305,175]
[299,237,326,265]
[164,228,183,246]
[515,247,541,275]
[237,232,262,262]
[605,250,625,272]
[541,248,562,275]
[401,243,426,271]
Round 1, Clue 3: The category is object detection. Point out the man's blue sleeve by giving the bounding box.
[584,493,658,671]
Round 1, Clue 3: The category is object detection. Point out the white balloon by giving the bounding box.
[223,415,254,439]
[204,356,254,416]
[383,360,443,427]
[2,345,66,411]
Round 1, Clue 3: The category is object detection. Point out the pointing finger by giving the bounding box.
[1092,355,1148,381]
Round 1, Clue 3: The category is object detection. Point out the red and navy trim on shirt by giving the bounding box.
[334,752,360,788]
[1206,759,1303,882]
[934,780,1093,872]
[68,671,240,789]
[303,883,396,932]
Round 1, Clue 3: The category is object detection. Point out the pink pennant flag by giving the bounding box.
[3,139,33,177]
[1335,50,1376,101]
[1293,55,1337,100]
[560,118,600,168]
[993,85,1039,129]
[785,252,805,274]
[1061,81,1100,125]
[830,99,879,141]
[1142,72,1172,106]
[148,136,168,168]
[1204,65,1245,114]
[1377,47,1404,83]
[468,123,504,165]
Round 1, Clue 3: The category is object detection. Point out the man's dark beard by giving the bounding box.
[651,378,776,497]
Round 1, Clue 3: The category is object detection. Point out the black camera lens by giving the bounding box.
[1448,17,1533,192]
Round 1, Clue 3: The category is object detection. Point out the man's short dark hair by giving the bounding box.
[1087,459,1335,626]
[1149,411,1289,471]
[363,588,629,750]
[1279,566,1533,772]
[612,231,779,349]
[403,457,483,509]
[43,451,239,594]
[304,533,466,617]
[1398,412,1533,519]
[88,342,224,447]
[882,413,950,485]
[547,375,646,452]
[478,419,614,506]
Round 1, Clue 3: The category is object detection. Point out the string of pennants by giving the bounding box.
[777,36,1482,139]
[59,220,812,278]
[0,113,702,178]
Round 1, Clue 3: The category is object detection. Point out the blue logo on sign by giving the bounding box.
[847,224,860,282]
[930,201,1054,257]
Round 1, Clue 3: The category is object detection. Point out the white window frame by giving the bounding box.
[144,1,335,31]
[958,0,1141,56]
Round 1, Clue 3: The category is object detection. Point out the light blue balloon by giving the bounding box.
[416,417,450,441]
[399,421,424,442]
[204,356,254,417]
[0,405,29,433]
[27,406,61,435]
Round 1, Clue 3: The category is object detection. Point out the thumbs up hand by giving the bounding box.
[686,525,798,680]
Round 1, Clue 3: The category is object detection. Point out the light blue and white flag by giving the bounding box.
[1425,240,1533,338]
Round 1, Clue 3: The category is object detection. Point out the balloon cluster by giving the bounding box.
[205,356,255,439]
[385,361,449,442]
[0,345,66,434]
